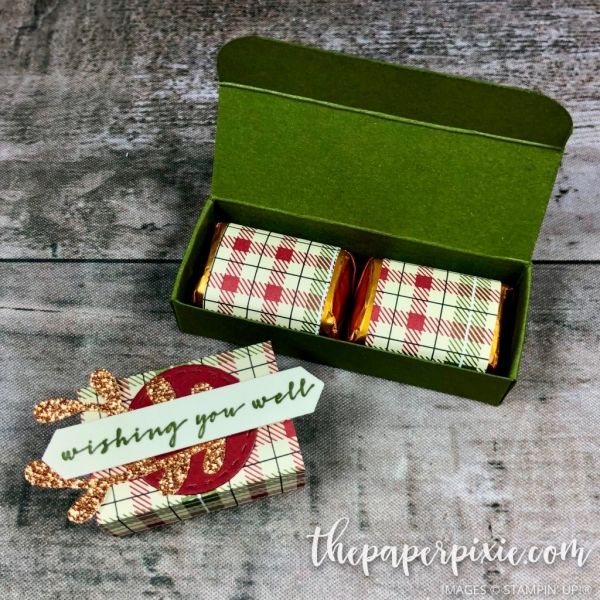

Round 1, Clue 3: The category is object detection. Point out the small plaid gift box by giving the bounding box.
[24,342,305,536]
[80,342,305,535]
[349,258,509,373]
[193,223,354,337]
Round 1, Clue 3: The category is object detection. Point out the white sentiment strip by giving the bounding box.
[457,277,479,368]
[43,367,323,479]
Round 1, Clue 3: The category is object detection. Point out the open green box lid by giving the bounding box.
[212,36,572,262]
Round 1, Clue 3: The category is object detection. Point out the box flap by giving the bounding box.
[212,36,572,261]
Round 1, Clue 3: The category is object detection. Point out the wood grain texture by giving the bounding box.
[1,262,600,598]
[0,0,598,259]
[1,2,599,598]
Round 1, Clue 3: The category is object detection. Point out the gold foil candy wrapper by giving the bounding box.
[487,283,511,372]
[318,249,355,338]
[347,257,383,346]
[193,222,228,307]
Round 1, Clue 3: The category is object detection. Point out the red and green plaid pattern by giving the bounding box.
[203,223,340,334]
[365,259,502,372]
[78,342,305,536]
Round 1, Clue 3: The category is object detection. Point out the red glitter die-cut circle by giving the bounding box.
[129,364,257,495]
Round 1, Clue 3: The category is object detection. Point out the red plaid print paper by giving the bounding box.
[365,259,502,372]
[78,342,305,536]
[202,223,340,334]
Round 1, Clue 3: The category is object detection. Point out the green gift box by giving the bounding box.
[171,36,572,405]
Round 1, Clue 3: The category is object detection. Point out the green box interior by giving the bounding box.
[171,37,571,405]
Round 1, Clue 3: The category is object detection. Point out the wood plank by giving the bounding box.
[1,261,599,596]
[0,0,598,259]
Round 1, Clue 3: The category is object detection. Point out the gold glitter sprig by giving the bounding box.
[25,437,226,523]
[33,368,128,423]
[146,375,177,404]
[25,369,228,524]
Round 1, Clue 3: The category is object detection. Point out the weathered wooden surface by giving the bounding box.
[1,1,600,598]
[0,0,599,259]
[1,262,600,598]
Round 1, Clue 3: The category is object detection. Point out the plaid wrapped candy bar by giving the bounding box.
[78,342,305,536]
[350,258,507,373]
[193,223,353,337]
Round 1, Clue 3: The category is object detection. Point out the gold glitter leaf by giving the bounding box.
[33,398,86,423]
[158,454,192,495]
[89,368,122,406]
[201,439,226,475]
[24,460,87,490]
[191,382,212,394]
[67,484,111,524]
[146,376,176,404]
[26,373,235,523]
